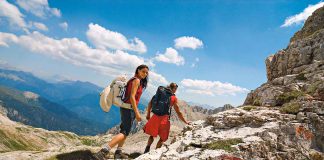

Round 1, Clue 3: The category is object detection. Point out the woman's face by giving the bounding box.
[171,87,177,93]
[137,67,149,79]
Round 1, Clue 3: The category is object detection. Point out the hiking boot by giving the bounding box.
[144,146,150,153]
[93,148,109,160]
[114,149,128,159]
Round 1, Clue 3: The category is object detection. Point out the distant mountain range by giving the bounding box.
[186,101,217,109]
[0,67,219,136]
[0,86,106,135]
[0,68,148,135]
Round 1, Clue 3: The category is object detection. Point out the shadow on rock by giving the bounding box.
[55,150,96,160]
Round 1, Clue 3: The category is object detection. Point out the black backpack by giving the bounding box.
[151,86,175,116]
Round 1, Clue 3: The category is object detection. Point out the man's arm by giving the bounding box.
[173,99,190,124]
[146,98,152,120]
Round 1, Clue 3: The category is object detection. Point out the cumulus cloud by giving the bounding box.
[59,22,68,31]
[145,71,169,96]
[31,22,48,31]
[149,71,169,86]
[174,36,203,50]
[0,32,18,47]
[0,31,145,76]
[155,47,185,66]
[86,23,147,53]
[0,31,169,89]
[0,0,27,29]
[16,0,61,18]
[281,1,324,27]
[180,79,249,96]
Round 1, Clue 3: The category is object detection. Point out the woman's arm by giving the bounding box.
[173,99,189,124]
[130,78,141,122]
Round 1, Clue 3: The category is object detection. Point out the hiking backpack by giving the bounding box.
[151,86,175,116]
[99,75,132,112]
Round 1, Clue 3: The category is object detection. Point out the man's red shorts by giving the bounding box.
[143,114,170,142]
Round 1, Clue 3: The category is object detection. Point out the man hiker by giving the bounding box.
[143,82,190,153]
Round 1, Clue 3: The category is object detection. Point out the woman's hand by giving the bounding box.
[146,114,150,120]
[135,113,142,122]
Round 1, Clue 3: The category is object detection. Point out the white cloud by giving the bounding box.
[281,1,324,27]
[174,36,203,50]
[146,71,169,96]
[0,31,145,77]
[155,47,185,66]
[0,31,169,90]
[0,0,27,29]
[149,71,169,86]
[0,32,18,47]
[31,22,48,31]
[59,22,68,31]
[86,23,147,53]
[180,79,249,96]
[16,0,61,18]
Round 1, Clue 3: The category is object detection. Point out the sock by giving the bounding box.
[144,145,150,153]
[102,144,111,152]
[116,146,123,151]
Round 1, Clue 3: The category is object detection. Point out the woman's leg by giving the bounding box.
[114,108,135,158]
[108,133,126,148]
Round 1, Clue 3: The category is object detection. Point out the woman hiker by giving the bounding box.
[94,64,149,159]
[143,82,190,153]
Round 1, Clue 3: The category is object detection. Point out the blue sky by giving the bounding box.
[1,0,323,107]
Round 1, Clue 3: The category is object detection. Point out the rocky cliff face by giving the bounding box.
[137,107,322,159]
[137,6,324,160]
[266,7,324,81]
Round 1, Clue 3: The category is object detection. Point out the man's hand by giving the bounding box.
[185,121,191,125]
[146,114,151,120]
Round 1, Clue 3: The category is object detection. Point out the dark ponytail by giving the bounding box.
[135,64,149,89]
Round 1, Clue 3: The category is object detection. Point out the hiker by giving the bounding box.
[94,64,149,159]
[143,83,190,153]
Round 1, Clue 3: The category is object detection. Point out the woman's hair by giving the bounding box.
[135,64,149,89]
[167,82,178,90]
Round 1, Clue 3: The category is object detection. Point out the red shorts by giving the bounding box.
[143,114,170,142]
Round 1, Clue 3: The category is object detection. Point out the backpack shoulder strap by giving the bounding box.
[168,94,176,120]
[122,77,138,102]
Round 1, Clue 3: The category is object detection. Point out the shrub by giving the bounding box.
[295,73,307,81]
[80,138,97,146]
[204,138,243,152]
[279,102,300,114]
[242,105,256,111]
[277,91,305,104]
[252,98,261,106]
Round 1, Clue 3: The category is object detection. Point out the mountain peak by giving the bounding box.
[290,6,324,42]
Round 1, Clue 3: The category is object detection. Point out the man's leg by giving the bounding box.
[156,138,164,149]
[144,136,154,153]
